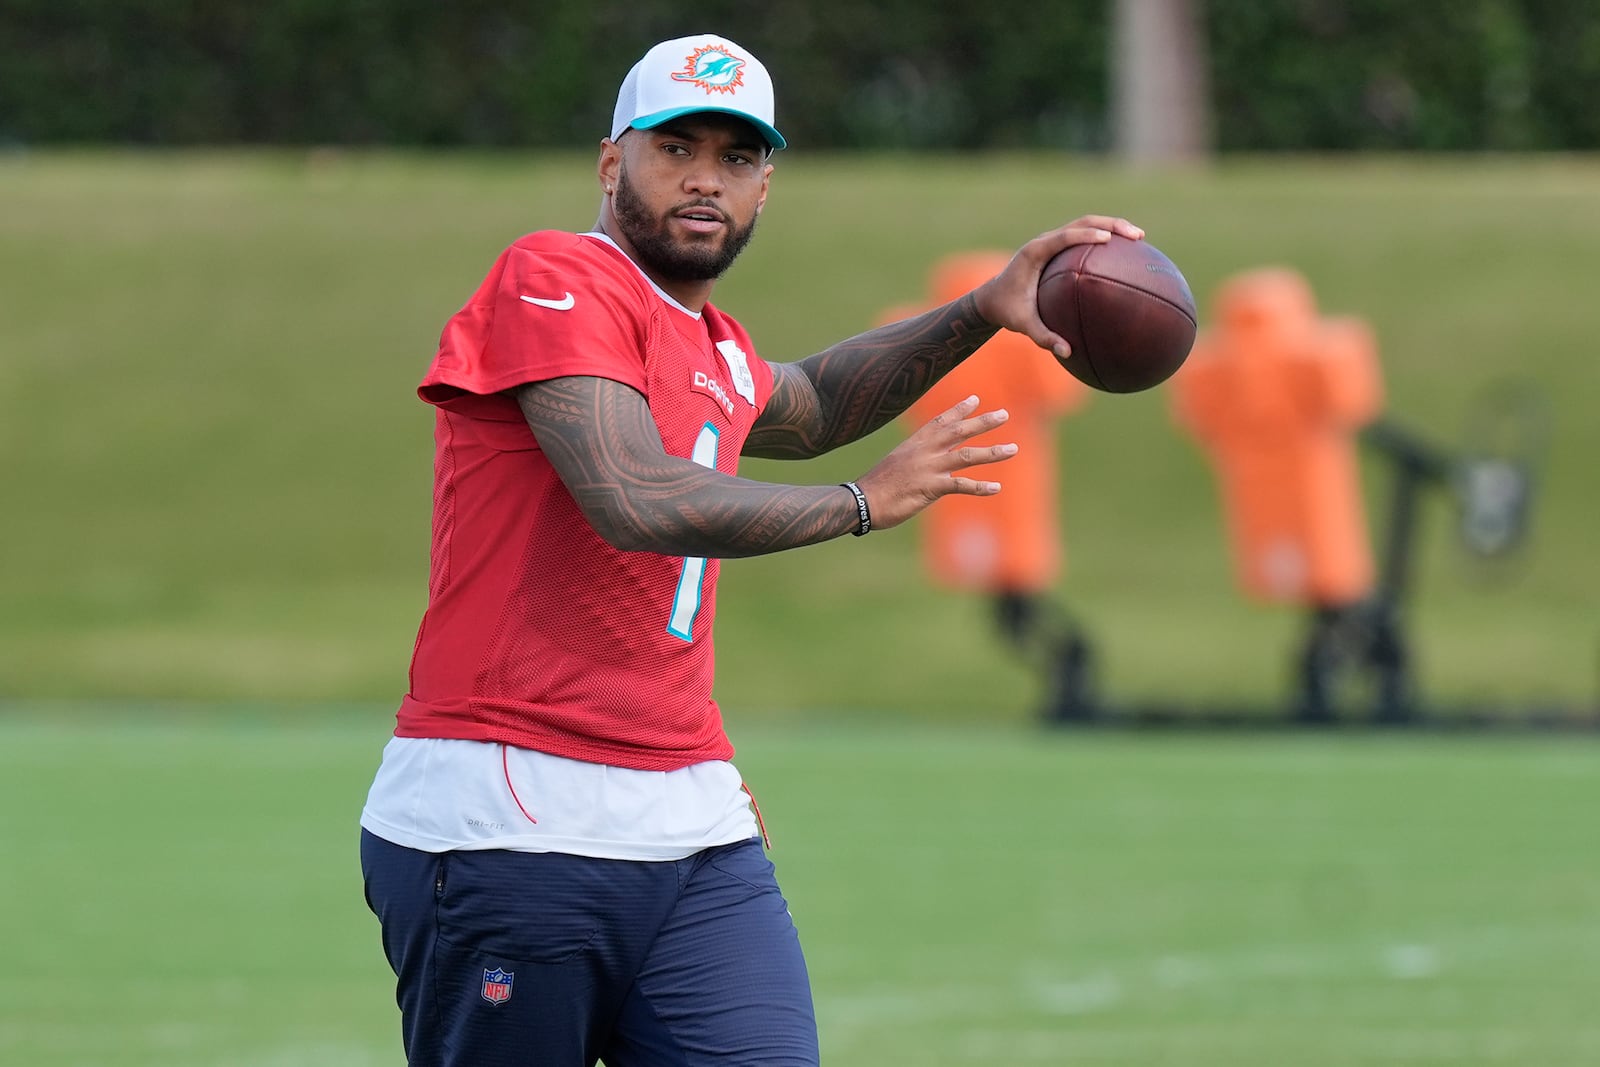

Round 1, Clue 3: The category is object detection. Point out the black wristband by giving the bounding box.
[841,481,871,537]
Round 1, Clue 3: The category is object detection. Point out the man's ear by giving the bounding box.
[754,163,773,215]
[597,138,623,193]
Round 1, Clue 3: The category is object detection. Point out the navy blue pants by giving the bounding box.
[360,830,819,1066]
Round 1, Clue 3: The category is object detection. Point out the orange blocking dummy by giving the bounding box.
[893,252,1089,594]
[1170,268,1383,606]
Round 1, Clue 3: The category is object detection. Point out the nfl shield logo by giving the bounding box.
[481,967,514,1006]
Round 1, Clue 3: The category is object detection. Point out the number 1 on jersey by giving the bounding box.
[666,422,720,642]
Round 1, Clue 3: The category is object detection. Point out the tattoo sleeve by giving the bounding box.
[743,293,999,460]
[514,377,861,558]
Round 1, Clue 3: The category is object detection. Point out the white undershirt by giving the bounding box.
[360,736,760,861]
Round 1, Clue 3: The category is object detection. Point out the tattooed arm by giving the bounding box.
[513,217,1143,558]
[743,294,997,460]
[516,376,853,557]
[514,376,1014,558]
[744,215,1146,461]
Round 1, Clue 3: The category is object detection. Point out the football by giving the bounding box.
[1036,235,1198,393]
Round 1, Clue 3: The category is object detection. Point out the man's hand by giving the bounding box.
[853,395,1017,532]
[972,216,1145,361]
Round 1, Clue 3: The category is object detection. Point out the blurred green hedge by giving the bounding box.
[4,0,1598,150]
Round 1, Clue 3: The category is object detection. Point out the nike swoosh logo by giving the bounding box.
[520,292,575,311]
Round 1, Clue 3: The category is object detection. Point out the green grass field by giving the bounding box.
[2,707,1597,1066]
[2,151,1597,720]
[2,153,1597,1060]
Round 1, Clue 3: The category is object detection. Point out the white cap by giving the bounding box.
[611,34,785,152]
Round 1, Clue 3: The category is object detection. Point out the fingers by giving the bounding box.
[948,443,1017,474]
[1006,217,1144,359]
[854,396,1019,529]
[929,392,983,425]
[1052,216,1144,246]
[1071,215,1145,241]
[972,217,1146,346]
[1027,215,1146,262]
[1028,324,1072,363]
[946,475,1003,496]
[925,395,1011,447]
[921,395,1018,491]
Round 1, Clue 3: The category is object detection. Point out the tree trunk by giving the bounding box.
[1112,0,1212,165]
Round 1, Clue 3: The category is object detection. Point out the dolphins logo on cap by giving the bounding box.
[671,44,747,95]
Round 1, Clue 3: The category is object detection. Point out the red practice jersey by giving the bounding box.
[395,231,775,771]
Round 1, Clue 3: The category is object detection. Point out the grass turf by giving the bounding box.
[1,151,1597,721]
[2,707,1596,1065]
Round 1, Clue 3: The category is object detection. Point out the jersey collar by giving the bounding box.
[581,231,702,320]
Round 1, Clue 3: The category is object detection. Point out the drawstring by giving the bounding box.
[502,745,539,825]
[741,781,771,849]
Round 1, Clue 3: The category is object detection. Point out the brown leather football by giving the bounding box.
[1036,235,1198,393]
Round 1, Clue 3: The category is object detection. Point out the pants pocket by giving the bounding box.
[433,850,599,964]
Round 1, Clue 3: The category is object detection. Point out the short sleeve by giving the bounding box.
[420,235,649,406]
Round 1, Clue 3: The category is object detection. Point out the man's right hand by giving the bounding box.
[973,216,1146,361]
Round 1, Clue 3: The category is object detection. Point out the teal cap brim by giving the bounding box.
[630,106,786,151]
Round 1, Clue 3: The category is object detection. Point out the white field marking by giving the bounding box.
[1382,942,1442,980]
[817,985,1005,1031]
[1029,971,1124,1015]
[819,918,1597,1052]
[956,1024,1589,1064]
[1152,953,1212,989]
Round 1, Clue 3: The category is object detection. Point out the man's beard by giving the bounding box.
[611,168,758,282]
